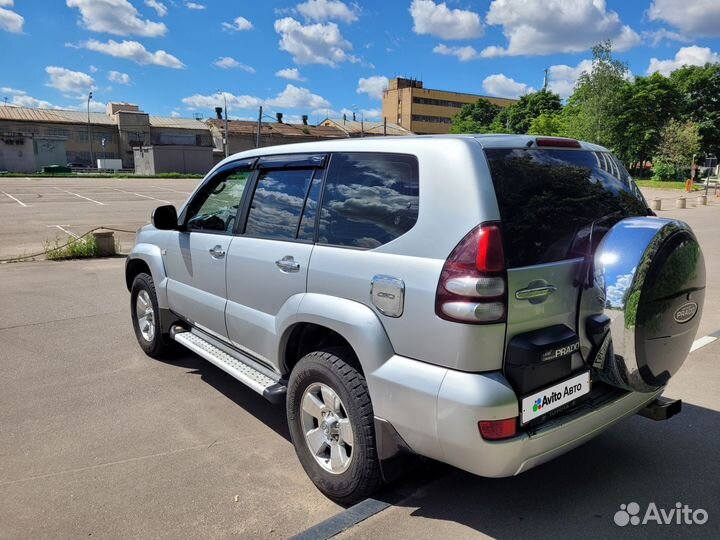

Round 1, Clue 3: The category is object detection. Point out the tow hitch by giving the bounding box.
[637,397,682,421]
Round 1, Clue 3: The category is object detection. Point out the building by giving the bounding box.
[207,118,348,162]
[0,102,213,172]
[382,77,517,134]
[319,118,411,137]
[134,145,213,175]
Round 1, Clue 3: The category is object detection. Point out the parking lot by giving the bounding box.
[1,178,719,539]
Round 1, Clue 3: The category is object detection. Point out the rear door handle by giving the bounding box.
[209,245,226,259]
[275,255,300,273]
[515,285,557,301]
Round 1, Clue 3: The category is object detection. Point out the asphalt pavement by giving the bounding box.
[0,179,718,539]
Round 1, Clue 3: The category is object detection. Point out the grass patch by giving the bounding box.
[635,179,704,191]
[44,235,98,260]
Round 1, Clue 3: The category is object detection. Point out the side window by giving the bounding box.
[186,168,251,233]
[318,153,419,249]
[244,168,315,240]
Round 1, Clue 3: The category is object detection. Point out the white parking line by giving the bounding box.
[110,188,171,204]
[52,187,105,205]
[690,335,717,352]
[151,185,192,195]
[54,225,80,239]
[0,191,28,207]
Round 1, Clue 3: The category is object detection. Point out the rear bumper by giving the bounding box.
[368,354,663,478]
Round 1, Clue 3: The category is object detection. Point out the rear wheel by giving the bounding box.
[130,272,174,358]
[287,349,381,505]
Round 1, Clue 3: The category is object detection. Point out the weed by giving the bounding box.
[44,234,98,260]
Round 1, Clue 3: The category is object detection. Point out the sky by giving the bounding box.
[1,0,719,124]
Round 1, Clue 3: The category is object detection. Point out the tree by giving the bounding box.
[655,119,700,180]
[501,90,563,134]
[669,64,720,158]
[528,113,565,136]
[450,99,501,133]
[562,40,630,150]
[614,72,683,172]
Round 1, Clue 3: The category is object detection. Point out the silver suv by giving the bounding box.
[126,135,705,504]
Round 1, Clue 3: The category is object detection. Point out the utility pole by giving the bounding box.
[87,91,94,168]
[255,106,262,148]
[383,116,387,136]
[223,93,229,158]
[543,68,548,91]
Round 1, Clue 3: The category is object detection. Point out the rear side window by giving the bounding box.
[244,168,315,240]
[485,148,648,268]
[319,153,419,249]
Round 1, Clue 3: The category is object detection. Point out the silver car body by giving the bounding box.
[127,135,662,477]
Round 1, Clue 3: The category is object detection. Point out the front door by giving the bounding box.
[225,155,325,367]
[164,163,253,338]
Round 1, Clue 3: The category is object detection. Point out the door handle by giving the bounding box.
[209,245,226,259]
[275,255,300,273]
[515,285,557,301]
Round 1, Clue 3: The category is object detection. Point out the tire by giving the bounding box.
[130,272,174,358]
[287,349,382,505]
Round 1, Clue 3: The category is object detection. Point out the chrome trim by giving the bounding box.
[593,217,693,392]
[370,275,405,317]
[514,284,557,301]
[275,255,301,273]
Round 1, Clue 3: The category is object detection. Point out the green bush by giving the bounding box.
[651,158,676,182]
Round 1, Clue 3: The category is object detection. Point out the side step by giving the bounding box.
[172,329,286,404]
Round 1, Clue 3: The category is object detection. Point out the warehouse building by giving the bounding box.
[0,102,212,172]
[382,77,517,134]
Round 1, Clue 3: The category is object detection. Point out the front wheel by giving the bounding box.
[287,349,382,505]
[130,272,174,358]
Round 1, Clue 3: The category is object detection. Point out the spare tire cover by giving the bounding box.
[590,217,705,392]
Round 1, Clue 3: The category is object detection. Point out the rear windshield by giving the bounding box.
[485,148,648,268]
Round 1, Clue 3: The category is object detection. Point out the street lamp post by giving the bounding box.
[218,90,229,158]
[87,91,94,168]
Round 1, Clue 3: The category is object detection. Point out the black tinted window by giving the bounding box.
[244,169,314,240]
[485,148,648,268]
[319,153,419,249]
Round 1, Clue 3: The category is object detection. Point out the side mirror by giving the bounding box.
[151,205,179,230]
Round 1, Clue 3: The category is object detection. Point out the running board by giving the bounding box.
[172,329,287,404]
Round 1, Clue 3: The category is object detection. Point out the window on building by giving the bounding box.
[318,153,419,249]
[244,169,315,240]
[412,97,468,108]
[411,114,452,124]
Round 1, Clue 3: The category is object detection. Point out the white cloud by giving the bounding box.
[296,0,359,23]
[213,56,256,73]
[361,108,381,119]
[482,74,534,99]
[45,66,95,95]
[642,28,691,47]
[547,59,593,98]
[481,0,640,57]
[356,75,388,100]
[222,16,253,31]
[275,67,307,81]
[182,84,330,112]
[88,64,98,73]
[274,17,357,66]
[185,2,205,9]
[648,0,720,37]
[66,0,166,37]
[0,0,23,33]
[78,39,185,68]
[144,0,167,17]
[266,84,330,109]
[433,43,480,61]
[170,110,181,117]
[410,0,482,40]
[1,86,26,95]
[647,45,720,76]
[107,70,131,85]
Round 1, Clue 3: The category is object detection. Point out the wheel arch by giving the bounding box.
[125,243,169,309]
[278,294,395,380]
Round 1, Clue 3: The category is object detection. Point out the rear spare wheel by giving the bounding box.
[589,217,705,392]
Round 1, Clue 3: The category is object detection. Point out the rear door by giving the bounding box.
[484,147,648,374]
[224,154,325,367]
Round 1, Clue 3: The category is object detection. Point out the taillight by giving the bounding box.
[435,223,507,324]
[535,137,581,148]
[478,418,517,440]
